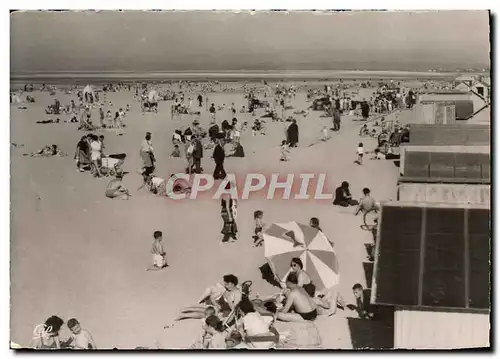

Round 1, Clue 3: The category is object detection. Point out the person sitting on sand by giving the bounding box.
[170,144,181,158]
[333,181,359,207]
[36,118,60,124]
[172,303,220,326]
[347,283,374,320]
[204,315,228,349]
[359,124,369,136]
[309,285,346,316]
[146,174,167,196]
[228,140,245,158]
[24,144,66,157]
[225,331,249,349]
[173,284,227,323]
[189,307,222,349]
[65,318,97,350]
[236,298,278,349]
[276,272,318,322]
[105,173,130,200]
[30,315,65,349]
[279,258,317,300]
[354,187,379,216]
[370,148,386,160]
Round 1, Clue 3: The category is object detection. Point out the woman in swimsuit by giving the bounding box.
[30,315,65,349]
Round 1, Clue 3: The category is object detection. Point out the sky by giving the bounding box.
[10,10,491,73]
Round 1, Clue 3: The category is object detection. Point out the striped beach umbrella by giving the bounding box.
[263,222,340,290]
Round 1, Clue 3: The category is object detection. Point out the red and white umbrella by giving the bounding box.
[263,222,340,290]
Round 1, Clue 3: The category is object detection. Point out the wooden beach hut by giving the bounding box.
[372,202,491,349]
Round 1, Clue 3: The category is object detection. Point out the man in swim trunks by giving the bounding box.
[277,272,318,322]
[105,173,130,200]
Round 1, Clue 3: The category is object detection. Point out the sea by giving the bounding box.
[10,70,484,85]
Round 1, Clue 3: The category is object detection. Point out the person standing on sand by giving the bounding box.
[147,231,168,271]
[355,142,364,165]
[75,135,91,172]
[286,119,299,147]
[99,107,105,127]
[221,185,238,243]
[209,103,216,121]
[197,94,203,107]
[191,136,203,174]
[333,108,341,131]
[139,132,156,186]
[90,135,103,177]
[212,138,227,180]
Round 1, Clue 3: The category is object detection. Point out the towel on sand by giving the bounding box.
[275,321,322,349]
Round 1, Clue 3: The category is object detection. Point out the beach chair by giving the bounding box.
[100,154,126,177]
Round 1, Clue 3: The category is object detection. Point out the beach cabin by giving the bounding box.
[413,92,475,123]
[453,74,476,87]
[372,202,491,349]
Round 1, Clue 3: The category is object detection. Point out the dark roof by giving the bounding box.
[454,100,475,120]
[408,124,490,146]
[465,104,491,121]
[403,151,490,184]
[372,203,490,312]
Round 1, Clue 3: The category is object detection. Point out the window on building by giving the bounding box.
[477,86,484,96]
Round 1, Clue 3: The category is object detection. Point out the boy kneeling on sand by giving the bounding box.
[147,231,168,271]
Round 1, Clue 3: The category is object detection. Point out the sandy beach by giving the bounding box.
[9,81,411,349]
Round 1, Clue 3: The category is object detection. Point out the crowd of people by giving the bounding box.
[12,77,416,350]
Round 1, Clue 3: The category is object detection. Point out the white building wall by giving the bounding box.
[394,309,490,349]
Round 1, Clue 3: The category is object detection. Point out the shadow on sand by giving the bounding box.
[259,263,281,289]
[347,316,394,349]
[347,287,395,349]
[363,261,374,289]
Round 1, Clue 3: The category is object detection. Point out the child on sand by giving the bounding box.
[309,217,322,232]
[280,140,290,162]
[147,231,168,271]
[354,142,364,165]
[170,144,181,158]
[106,110,112,127]
[65,318,97,349]
[253,210,265,247]
[321,126,330,141]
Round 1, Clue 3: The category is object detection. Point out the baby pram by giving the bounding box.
[100,153,126,177]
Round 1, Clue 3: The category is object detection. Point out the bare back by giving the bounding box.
[287,287,317,314]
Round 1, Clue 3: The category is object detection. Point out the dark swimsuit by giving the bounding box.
[298,309,318,321]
